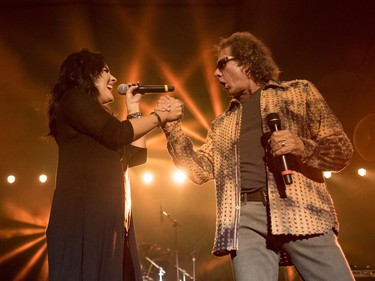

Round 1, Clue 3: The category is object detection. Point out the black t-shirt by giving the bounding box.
[239,88,266,192]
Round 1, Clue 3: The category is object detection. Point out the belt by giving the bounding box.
[240,188,267,205]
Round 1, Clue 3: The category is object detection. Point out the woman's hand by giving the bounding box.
[125,82,143,113]
[155,96,184,124]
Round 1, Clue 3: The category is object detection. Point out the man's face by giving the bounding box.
[214,48,250,99]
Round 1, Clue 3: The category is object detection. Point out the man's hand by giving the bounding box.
[269,130,305,157]
[155,96,184,124]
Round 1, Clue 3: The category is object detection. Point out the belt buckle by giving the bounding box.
[240,189,268,206]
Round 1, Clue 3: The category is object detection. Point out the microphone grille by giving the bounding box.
[117,84,128,95]
[266,112,280,126]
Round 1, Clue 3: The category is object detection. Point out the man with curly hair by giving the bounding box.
[162,32,355,280]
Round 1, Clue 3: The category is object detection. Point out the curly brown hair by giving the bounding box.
[214,32,280,85]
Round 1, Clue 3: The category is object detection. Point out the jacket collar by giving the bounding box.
[226,80,286,112]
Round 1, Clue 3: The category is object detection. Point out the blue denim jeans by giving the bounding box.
[231,202,355,281]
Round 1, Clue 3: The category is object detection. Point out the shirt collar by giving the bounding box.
[226,80,285,112]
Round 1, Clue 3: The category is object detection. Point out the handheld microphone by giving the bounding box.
[267,113,293,185]
[117,84,174,95]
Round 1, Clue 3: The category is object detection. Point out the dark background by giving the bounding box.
[0,0,374,280]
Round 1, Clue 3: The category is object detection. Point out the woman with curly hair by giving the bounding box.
[46,49,183,281]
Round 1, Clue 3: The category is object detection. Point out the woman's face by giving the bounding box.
[95,65,117,105]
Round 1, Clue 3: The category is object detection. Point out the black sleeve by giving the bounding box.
[124,145,147,168]
[60,88,134,148]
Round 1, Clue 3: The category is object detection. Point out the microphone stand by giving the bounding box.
[192,252,196,281]
[161,208,181,281]
[175,265,193,281]
[145,256,165,281]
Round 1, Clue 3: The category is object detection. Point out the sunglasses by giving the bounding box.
[216,56,237,71]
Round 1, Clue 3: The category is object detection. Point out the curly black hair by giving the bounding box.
[47,49,106,139]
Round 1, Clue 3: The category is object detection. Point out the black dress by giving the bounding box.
[46,88,145,281]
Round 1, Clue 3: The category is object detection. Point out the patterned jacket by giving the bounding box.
[163,79,353,257]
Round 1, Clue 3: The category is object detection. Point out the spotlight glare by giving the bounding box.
[358,168,367,177]
[7,175,16,184]
[323,171,332,179]
[39,174,47,183]
[142,172,154,184]
[173,170,186,184]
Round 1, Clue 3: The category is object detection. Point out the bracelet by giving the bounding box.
[150,112,162,127]
[127,112,143,119]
